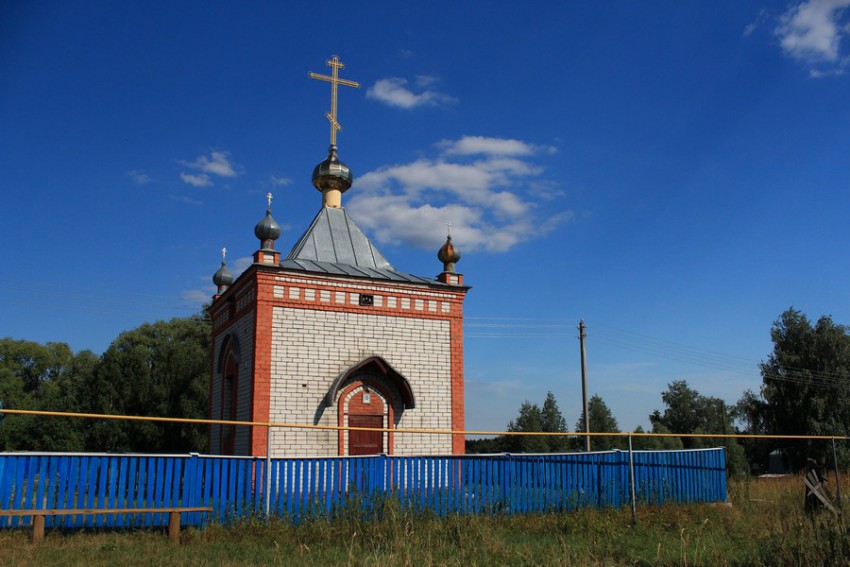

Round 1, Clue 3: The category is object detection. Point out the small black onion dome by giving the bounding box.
[254,209,281,242]
[213,261,234,288]
[438,235,461,265]
[312,145,353,193]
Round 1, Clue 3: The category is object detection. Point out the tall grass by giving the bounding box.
[1,475,846,566]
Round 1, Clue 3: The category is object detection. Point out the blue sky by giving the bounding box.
[3,1,850,433]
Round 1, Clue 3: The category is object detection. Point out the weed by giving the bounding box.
[1,476,847,566]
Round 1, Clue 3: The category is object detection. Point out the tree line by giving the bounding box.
[0,315,210,453]
[467,308,850,474]
[1,307,848,472]
[465,384,748,474]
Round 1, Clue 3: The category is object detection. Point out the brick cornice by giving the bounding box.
[254,271,467,324]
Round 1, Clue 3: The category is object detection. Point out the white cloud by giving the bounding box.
[232,256,253,276]
[347,136,572,253]
[185,150,240,177]
[775,0,850,75]
[366,77,457,109]
[270,175,291,186]
[180,172,212,187]
[127,170,150,185]
[182,287,215,305]
[743,8,768,37]
[415,75,438,88]
[438,136,541,157]
[169,194,203,205]
[179,150,241,186]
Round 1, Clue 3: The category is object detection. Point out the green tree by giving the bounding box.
[650,380,747,475]
[732,389,771,474]
[650,381,703,443]
[0,338,86,451]
[752,308,850,470]
[505,401,548,453]
[465,437,504,453]
[0,314,210,453]
[86,315,211,453]
[574,394,624,450]
[631,423,684,450]
[476,391,571,454]
[541,391,569,452]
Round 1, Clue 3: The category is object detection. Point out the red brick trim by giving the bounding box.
[336,380,395,456]
[260,274,467,325]
[450,316,465,455]
[250,277,274,456]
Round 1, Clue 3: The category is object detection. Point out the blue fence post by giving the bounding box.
[0,448,730,529]
[628,436,637,524]
[500,453,510,513]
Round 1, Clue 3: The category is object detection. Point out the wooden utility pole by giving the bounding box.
[579,320,590,451]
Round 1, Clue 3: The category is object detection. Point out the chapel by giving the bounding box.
[207,57,469,457]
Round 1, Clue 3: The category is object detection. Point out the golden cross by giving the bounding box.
[309,55,360,146]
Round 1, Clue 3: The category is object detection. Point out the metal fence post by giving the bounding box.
[628,435,637,525]
[265,426,272,519]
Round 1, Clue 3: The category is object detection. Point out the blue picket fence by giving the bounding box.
[0,448,726,529]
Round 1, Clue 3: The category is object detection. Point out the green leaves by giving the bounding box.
[0,315,210,453]
[576,394,623,451]
[650,380,747,474]
[467,391,572,454]
[748,308,850,470]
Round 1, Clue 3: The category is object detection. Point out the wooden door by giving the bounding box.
[348,415,383,455]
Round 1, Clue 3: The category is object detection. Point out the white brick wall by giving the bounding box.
[269,307,452,457]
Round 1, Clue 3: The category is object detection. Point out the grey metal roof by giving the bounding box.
[282,207,442,285]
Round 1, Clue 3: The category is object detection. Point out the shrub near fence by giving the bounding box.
[0,448,726,529]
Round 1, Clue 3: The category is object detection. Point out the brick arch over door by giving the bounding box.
[326,356,415,409]
[329,356,414,455]
[339,382,390,455]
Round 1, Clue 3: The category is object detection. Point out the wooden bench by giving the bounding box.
[0,507,213,544]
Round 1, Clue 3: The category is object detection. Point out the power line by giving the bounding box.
[466,316,850,390]
[4,281,849,391]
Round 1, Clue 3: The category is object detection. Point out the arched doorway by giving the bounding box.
[345,385,386,455]
[329,356,415,456]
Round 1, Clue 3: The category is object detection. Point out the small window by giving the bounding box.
[359,294,374,306]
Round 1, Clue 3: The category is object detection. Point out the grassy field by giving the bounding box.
[1,476,848,566]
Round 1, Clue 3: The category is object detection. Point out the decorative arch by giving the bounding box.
[326,356,415,409]
[328,356,414,456]
[217,333,241,372]
[218,333,241,455]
